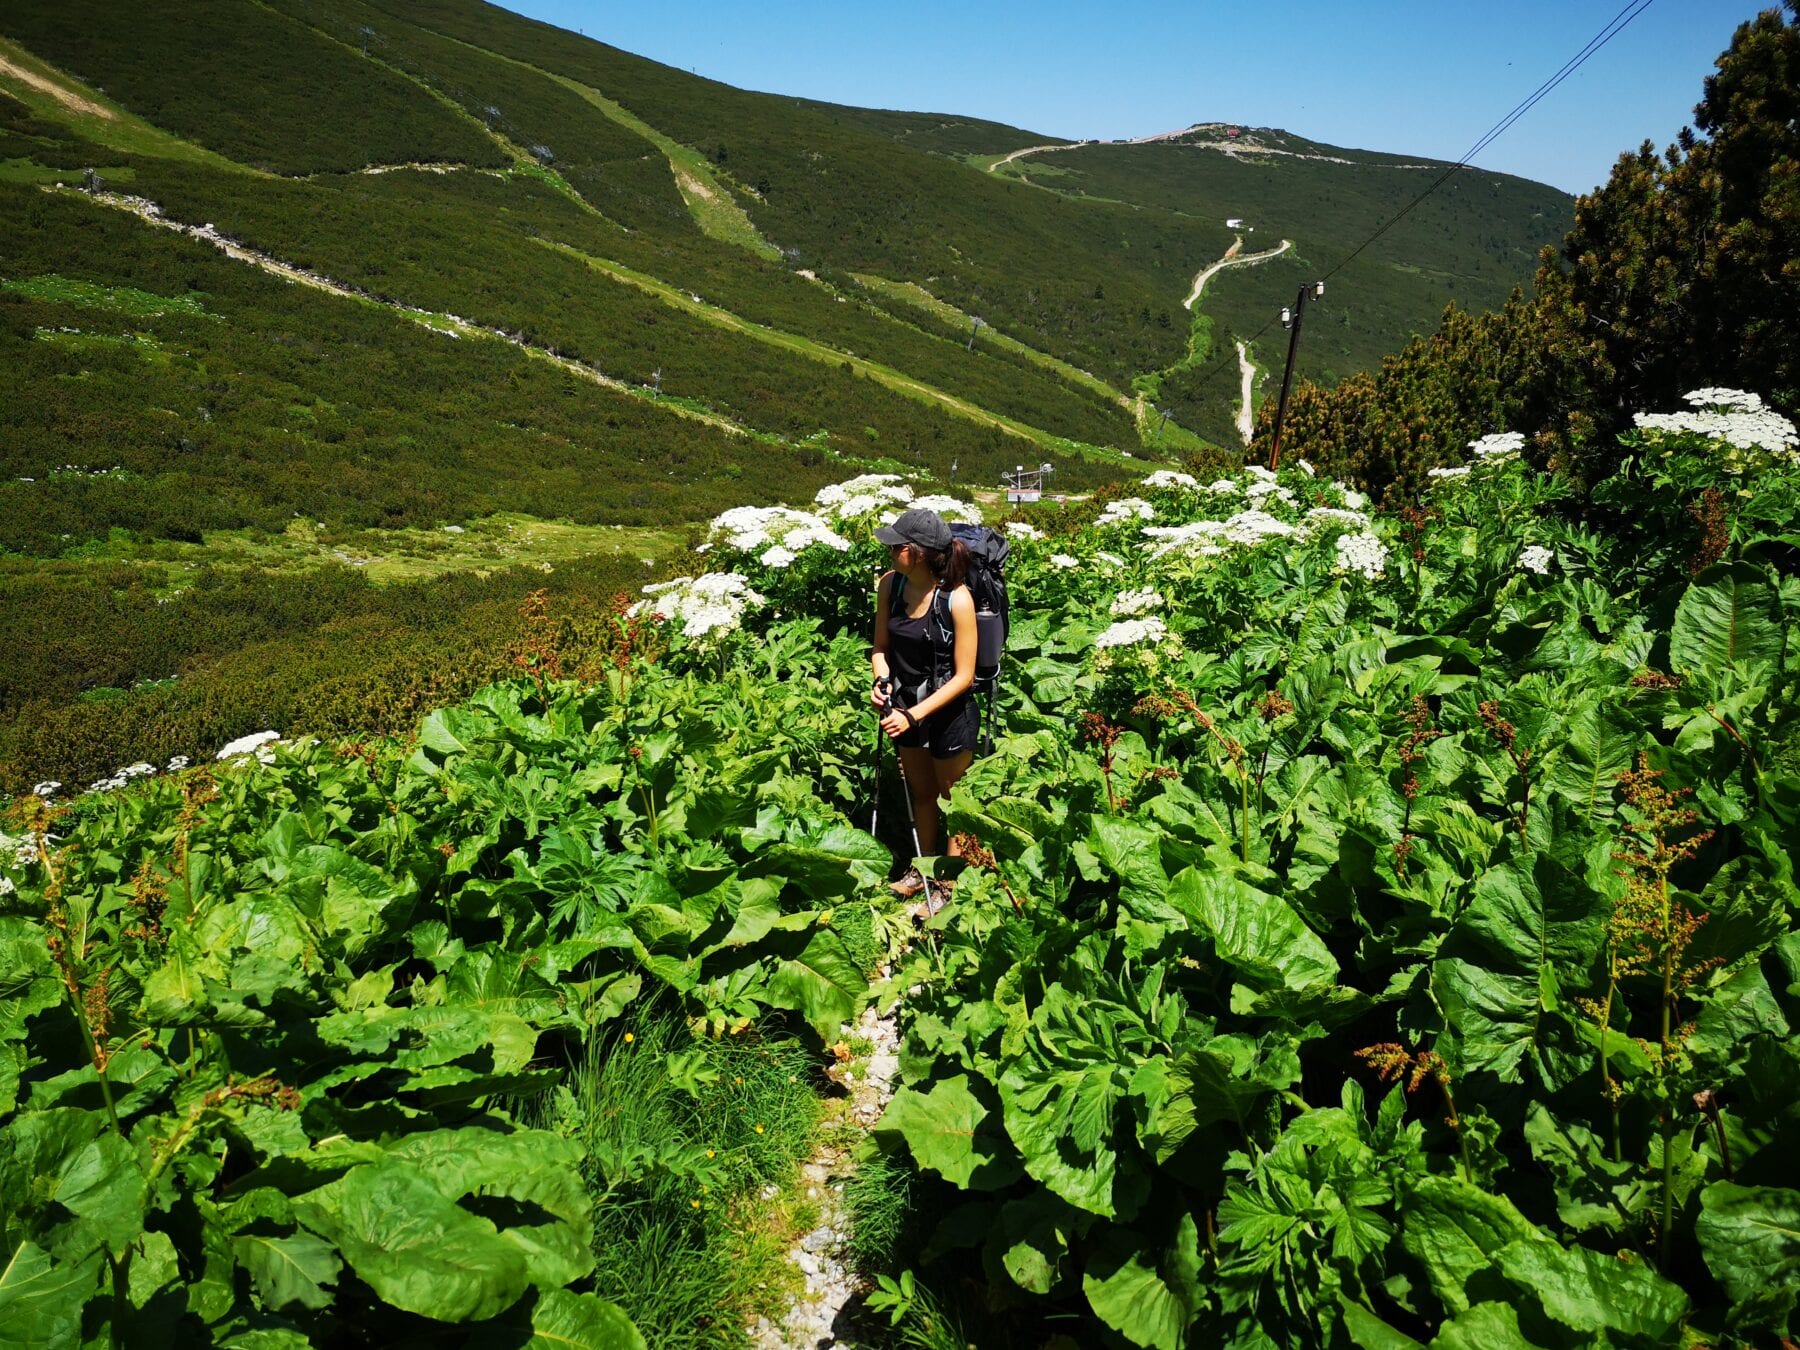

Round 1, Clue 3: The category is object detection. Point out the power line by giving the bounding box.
[1170,0,1658,420]
[1322,0,1656,283]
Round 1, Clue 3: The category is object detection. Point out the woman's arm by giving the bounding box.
[906,586,977,719]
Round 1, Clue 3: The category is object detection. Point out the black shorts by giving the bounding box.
[896,693,979,760]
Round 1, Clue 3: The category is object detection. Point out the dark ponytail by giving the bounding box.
[923,537,970,589]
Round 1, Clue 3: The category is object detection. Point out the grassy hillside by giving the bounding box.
[0,0,1568,784]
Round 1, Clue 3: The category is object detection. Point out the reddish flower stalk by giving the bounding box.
[1478,699,1534,841]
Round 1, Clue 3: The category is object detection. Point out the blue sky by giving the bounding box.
[493,0,1769,194]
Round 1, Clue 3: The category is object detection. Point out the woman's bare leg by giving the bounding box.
[897,746,941,855]
[934,750,974,855]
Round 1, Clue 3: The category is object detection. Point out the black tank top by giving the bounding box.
[886,576,963,708]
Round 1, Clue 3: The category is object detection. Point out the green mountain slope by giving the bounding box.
[0,0,1571,784]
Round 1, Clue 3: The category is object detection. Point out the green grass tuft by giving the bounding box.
[526,1009,822,1349]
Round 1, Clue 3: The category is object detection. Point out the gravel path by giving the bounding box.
[1235,339,1258,444]
[1183,236,1292,310]
[749,998,903,1349]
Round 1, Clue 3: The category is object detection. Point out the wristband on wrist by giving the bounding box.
[901,708,918,729]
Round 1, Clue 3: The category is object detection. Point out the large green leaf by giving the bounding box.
[1694,1182,1800,1318]
[1669,562,1785,679]
[758,928,866,1038]
[875,1075,1020,1190]
[513,1290,647,1350]
[385,1128,594,1288]
[1164,864,1337,990]
[1399,1176,1534,1316]
[1132,1035,1302,1163]
[294,1162,530,1323]
[1081,1220,1202,1350]
[0,1242,100,1350]
[1541,702,1639,823]
[232,1233,341,1313]
[1428,1301,1543,1349]
[1493,1237,1687,1339]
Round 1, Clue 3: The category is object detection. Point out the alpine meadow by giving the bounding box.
[1,2,1799,1349]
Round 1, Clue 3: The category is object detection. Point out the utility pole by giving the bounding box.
[651,367,662,393]
[1266,280,1324,472]
[967,316,985,352]
[359,25,373,56]
[1155,405,1172,440]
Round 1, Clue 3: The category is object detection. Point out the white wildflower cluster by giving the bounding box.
[1302,506,1371,534]
[1470,431,1526,462]
[1686,388,1764,411]
[1110,587,1164,616]
[1093,551,1127,569]
[1245,465,1279,483]
[217,731,281,763]
[1143,469,1199,490]
[1518,545,1554,575]
[1049,553,1081,570]
[902,494,983,524]
[1094,615,1169,649]
[707,505,850,562]
[3,828,38,868]
[1428,465,1472,481]
[1332,532,1390,581]
[1003,521,1043,540]
[0,876,12,897]
[1295,459,1316,477]
[86,761,157,794]
[813,474,916,520]
[1142,523,1229,559]
[1207,479,1240,496]
[1633,389,1797,458]
[32,781,61,799]
[1096,497,1155,526]
[1221,511,1296,547]
[1343,489,1369,510]
[1244,479,1297,506]
[634,572,767,638]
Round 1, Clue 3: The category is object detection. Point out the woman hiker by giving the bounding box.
[870,507,978,911]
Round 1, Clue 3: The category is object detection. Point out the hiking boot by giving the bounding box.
[888,867,926,898]
[912,878,954,920]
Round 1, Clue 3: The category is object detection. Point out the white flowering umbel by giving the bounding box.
[708,505,850,555]
[1332,532,1389,581]
[1470,431,1526,462]
[217,731,281,763]
[1094,616,1169,649]
[1518,545,1554,575]
[1004,521,1044,540]
[1143,470,1199,490]
[86,761,158,795]
[814,474,916,520]
[1110,586,1164,616]
[1096,497,1155,525]
[1049,553,1081,570]
[1428,465,1472,482]
[1634,389,1798,458]
[1302,506,1372,534]
[1221,511,1296,547]
[901,494,983,524]
[635,572,767,638]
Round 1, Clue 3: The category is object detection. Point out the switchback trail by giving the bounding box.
[1183,235,1292,310]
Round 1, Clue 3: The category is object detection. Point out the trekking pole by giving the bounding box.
[874,677,923,861]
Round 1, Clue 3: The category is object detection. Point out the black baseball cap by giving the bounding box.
[875,508,952,550]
